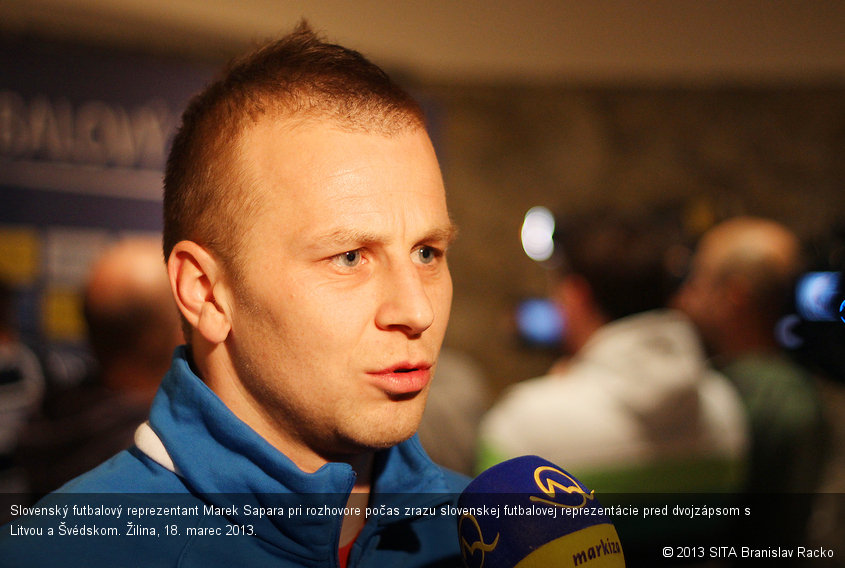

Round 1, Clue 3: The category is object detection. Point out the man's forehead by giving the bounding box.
[240,119,438,179]
[235,119,452,249]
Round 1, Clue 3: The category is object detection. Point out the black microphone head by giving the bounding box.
[458,455,624,567]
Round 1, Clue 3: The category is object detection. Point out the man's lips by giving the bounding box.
[367,363,432,395]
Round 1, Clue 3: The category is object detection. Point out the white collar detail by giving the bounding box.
[134,421,179,475]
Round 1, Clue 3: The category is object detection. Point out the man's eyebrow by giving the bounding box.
[310,223,458,249]
[308,229,393,252]
[420,223,459,246]
[315,228,381,246]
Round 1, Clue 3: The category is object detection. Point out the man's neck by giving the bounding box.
[193,341,376,544]
[716,317,779,360]
[719,336,779,360]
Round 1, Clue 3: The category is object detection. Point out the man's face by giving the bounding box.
[219,120,454,465]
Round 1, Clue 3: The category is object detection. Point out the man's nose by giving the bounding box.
[374,262,435,337]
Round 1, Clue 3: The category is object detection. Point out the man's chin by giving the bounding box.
[335,420,422,455]
[324,397,427,456]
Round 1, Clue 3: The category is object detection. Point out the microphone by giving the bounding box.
[457,455,625,567]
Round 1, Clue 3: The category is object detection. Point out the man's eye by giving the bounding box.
[333,250,363,268]
[414,246,438,265]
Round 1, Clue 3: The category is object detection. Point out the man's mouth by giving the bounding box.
[368,363,432,395]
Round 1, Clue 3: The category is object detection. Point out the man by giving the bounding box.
[84,237,183,400]
[2,23,465,567]
[477,210,748,493]
[17,237,182,498]
[673,217,827,544]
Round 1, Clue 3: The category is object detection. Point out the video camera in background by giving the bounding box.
[780,268,845,383]
[778,224,845,383]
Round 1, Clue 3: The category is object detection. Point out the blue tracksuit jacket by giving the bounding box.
[1,347,468,567]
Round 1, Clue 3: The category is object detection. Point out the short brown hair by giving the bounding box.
[163,21,426,269]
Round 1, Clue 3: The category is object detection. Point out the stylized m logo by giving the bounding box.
[458,514,500,568]
[531,465,595,509]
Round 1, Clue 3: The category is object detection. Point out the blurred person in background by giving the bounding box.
[477,209,748,492]
[84,236,182,400]
[0,281,44,499]
[17,236,182,498]
[417,347,490,476]
[476,209,749,558]
[673,216,828,546]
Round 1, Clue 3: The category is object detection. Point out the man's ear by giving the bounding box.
[167,241,232,345]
